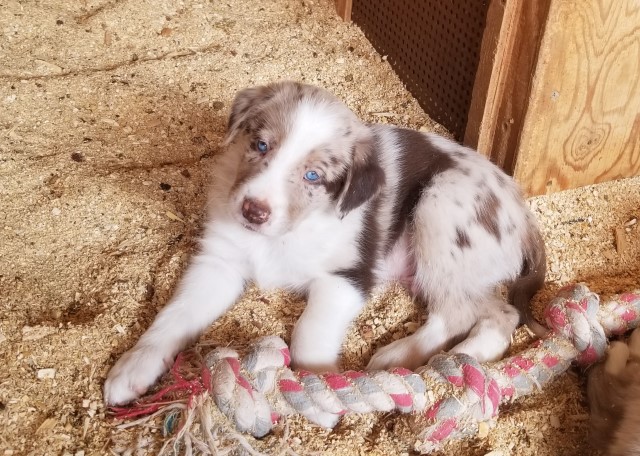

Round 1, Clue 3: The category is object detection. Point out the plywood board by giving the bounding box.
[514,0,640,195]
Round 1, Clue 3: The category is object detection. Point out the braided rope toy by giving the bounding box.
[112,284,640,453]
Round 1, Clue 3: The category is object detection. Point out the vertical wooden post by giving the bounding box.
[335,0,352,21]
[464,0,551,176]
[464,0,506,154]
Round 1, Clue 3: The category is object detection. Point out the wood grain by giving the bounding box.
[480,0,551,173]
[514,0,640,195]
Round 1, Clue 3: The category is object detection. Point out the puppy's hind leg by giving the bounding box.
[367,285,481,371]
[368,271,519,369]
[368,247,486,370]
[449,294,519,362]
[367,313,452,371]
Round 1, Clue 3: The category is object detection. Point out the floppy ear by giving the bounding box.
[223,85,272,145]
[336,129,385,215]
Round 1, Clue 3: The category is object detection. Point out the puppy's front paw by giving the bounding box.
[103,346,173,405]
[367,337,430,371]
[289,344,339,373]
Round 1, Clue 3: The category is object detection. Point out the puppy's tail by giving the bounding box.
[508,227,549,338]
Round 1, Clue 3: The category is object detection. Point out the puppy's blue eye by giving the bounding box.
[256,140,269,153]
[304,170,320,182]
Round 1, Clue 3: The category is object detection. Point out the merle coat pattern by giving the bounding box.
[104,81,546,412]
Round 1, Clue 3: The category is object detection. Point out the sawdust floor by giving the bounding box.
[1,0,639,454]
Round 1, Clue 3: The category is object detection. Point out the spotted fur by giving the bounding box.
[104,81,546,406]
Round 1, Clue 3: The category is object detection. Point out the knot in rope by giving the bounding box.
[544,283,606,365]
[205,336,289,437]
[417,353,501,450]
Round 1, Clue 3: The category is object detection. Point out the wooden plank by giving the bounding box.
[514,0,640,195]
[464,0,506,153]
[464,0,551,173]
[335,0,352,21]
[468,0,526,159]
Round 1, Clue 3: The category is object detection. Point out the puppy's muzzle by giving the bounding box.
[242,198,271,225]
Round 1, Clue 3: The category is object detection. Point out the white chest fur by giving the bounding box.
[205,208,363,291]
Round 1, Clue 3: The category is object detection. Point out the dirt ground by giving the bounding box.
[1,0,639,455]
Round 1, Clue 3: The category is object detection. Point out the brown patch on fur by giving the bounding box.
[323,172,347,203]
[337,134,385,214]
[328,131,385,291]
[336,197,381,293]
[474,190,502,241]
[455,227,471,249]
[387,129,456,247]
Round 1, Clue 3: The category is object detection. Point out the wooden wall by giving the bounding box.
[465,0,551,176]
[340,0,640,195]
[514,0,640,195]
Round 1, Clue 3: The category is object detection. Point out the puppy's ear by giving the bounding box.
[223,85,272,145]
[336,128,384,215]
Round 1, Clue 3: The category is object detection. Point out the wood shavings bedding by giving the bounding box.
[0,0,638,454]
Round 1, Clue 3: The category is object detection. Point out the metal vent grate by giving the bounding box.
[352,0,489,140]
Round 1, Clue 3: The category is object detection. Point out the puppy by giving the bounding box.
[104,81,546,406]
[588,328,640,455]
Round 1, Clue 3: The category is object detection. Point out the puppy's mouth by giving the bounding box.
[230,206,262,233]
[241,222,258,232]
[238,217,282,237]
[237,215,265,233]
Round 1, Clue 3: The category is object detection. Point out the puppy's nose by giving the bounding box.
[242,198,271,224]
